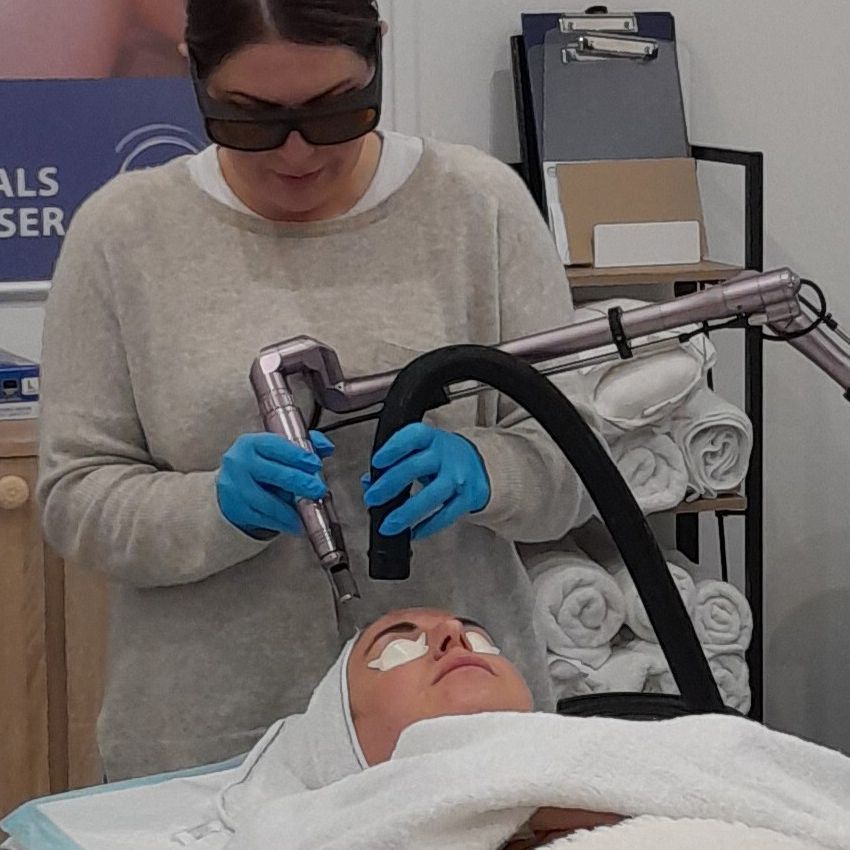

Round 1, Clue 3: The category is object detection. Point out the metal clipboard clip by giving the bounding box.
[562,33,659,63]
[559,13,638,33]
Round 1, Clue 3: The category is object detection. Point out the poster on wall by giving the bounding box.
[0,0,204,284]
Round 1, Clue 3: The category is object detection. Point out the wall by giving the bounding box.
[3,0,849,751]
[0,301,43,361]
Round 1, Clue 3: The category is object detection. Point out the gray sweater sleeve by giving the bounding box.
[37,201,272,588]
[456,166,599,542]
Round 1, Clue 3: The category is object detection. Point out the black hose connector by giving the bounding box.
[367,375,449,580]
[368,344,725,714]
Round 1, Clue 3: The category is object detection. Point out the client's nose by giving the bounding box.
[432,619,472,658]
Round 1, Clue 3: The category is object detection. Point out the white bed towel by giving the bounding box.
[609,429,688,514]
[572,299,717,437]
[613,565,696,643]
[225,711,850,850]
[545,815,828,849]
[6,712,847,850]
[694,580,753,651]
[529,551,626,670]
[671,387,753,499]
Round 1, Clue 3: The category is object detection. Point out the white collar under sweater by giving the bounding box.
[187,130,424,219]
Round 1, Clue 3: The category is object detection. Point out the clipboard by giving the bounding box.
[520,11,675,52]
[511,12,676,214]
[520,7,679,167]
[542,27,689,163]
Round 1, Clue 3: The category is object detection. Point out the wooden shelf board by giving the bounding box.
[673,494,747,515]
[567,260,742,288]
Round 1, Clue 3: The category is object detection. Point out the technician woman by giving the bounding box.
[37,0,596,780]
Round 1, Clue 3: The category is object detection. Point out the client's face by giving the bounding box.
[348,608,534,765]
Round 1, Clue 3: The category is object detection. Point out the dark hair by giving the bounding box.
[186,0,381,78]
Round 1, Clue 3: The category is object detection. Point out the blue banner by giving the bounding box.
[0,77,205,282]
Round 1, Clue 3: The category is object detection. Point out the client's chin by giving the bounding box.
[433,667,530,715]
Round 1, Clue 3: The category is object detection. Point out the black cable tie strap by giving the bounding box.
[607,306,634,360]
[678,321,710,346]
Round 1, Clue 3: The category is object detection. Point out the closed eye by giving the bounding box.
[365,621,420,656]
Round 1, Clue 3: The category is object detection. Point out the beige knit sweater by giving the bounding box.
[37,139,596,779]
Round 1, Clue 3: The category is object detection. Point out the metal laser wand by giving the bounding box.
[250,358,360,604]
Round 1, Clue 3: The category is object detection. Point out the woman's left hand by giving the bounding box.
[363,423,491,540]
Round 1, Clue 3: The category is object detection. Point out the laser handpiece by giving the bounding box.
[250,356,359,604]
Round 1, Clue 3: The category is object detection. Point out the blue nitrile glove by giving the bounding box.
[363,423,491,540]
[217,431,335,536]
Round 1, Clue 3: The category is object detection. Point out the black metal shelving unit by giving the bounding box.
[509,33,767,721]
[680,145,765,722]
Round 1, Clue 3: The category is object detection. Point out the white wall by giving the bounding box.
[3,0,849,750]
[0,302,43,361]
[384,0,850,752]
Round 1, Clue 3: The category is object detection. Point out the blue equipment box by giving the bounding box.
[0,348,40,420]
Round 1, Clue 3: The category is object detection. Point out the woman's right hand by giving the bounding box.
[216,431,335,536]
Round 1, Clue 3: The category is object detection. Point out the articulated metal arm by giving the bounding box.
[250,267,850,604]
[256,268,850,415]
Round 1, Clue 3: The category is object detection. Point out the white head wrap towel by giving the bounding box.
[216,637,367,831]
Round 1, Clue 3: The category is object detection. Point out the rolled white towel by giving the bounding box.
[707,650,752,714]
[671,387,753,499]
[547,653,593,701]
[627,639,677,694]
[573,299,717,436]
[626,642,752,710]
[694,580,754,651]
[530,551,626,669]
[614,564,696,643]
[585,645,655,694]
[665,546,716,584]
[549,645,655,700]
[609,428,688,514]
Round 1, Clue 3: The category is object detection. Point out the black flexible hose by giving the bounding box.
[368,344,725,714]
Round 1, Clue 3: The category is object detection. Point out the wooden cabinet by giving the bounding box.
[0,420,108,820]
[0,422,50,818]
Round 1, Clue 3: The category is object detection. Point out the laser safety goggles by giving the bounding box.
[189,33,383,152]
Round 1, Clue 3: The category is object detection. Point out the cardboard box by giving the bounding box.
[556,157,706,267]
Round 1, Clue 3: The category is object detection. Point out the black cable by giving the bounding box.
[801,291,846,338]
[368,344,727,714]
[698,283,716,393]
[320,411,382,434]
[307,400,322,431]
[763,278,828,341]
[717,513,729,584]
[676,317,743,347]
